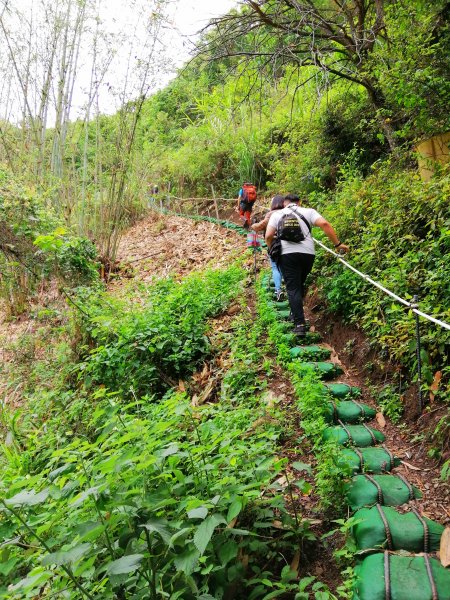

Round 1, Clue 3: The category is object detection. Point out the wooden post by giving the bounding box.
[211,184,220,220]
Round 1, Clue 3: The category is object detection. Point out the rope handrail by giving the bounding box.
[313,237,450,331]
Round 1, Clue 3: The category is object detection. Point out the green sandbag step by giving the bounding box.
[352,505,444,552]
[276,321,321,338]
[340,447,400,473]
[323,382,361,398]
[284,332,322,345]
[325,400,376,424]
[277,309,292,319]
[323,425,385,447]
[271,300,290,310]
[346,474,422,509]
[353,553,450,600]
[299,362,344,380]
[290,345,331,361]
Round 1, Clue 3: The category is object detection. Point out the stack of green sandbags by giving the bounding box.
[290,345,331,361]
[347,474,422,509]
[322,383,361,398]
[352,505,444,552]
[283,331,323,345]
[324,400,376,424]
[271,300,290,310]
[323,425,385,447]
[298,362,344,379]
[340,447,400,473]
[275,324,322,343]
[353,553,450,600]
[277,309,292,320]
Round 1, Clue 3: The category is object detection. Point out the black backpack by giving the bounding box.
[277,206,311,242]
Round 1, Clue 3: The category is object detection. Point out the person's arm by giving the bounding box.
[236,190,242,212]
[314,217,349,253]
[265,223,276,248]
[251,212,271,232]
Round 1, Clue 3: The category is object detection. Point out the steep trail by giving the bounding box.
[109,210,245,288]
[118,208,448,520]
[118,207,449,597]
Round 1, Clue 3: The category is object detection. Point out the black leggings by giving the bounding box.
[279,252,315,325]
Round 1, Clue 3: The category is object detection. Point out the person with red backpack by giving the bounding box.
[236,182,257,228]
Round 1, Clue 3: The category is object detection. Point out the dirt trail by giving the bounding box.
[109,210,248,289]
[2,209,448,530]
[114,208,449,560]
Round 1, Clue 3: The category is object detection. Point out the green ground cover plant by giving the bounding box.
[256,276,352,516]
[75,265,244,397]
[0,391,289,599]
[1,262,337,599]
[315,161,450,388]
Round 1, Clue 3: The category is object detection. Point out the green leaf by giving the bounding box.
[294,479,312,495]
[74,521,105,543]
[141,518,172,543]
[42,543,91,566]
[106,554,144,575]
[0,557,19,576]
[299,576,316,591]
[169,527,192,549]
[227,499,242,523]
[193,514,226,555]
[10,570,51,591]
[69,486,99,508]
[174,547,200,575]
[291,461,312,475]
[48,464,74,481]
[160,443,179,458]
[188,506,208,520]
[5,488,50,506]
[218,540,239,566]
[262,590,286,599]
[281,565,297,583]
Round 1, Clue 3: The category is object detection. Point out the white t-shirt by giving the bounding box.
[267,204,323,255]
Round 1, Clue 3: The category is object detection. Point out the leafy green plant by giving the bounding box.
[0,263,328,598]
[34,228,100,286]
[76,265,244,396]
[0,390,292,598]
[322,517,361,566]
[374,384,404,423]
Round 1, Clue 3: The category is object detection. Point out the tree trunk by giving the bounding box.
[365,83,399,152]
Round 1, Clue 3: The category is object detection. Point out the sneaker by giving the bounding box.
[275,290,285,302]
[293,323,307,337]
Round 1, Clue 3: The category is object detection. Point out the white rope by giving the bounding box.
[313,238,450,331]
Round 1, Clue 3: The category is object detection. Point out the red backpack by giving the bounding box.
[242,183,257,202]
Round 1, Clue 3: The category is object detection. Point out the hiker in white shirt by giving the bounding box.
[266,194,349,336]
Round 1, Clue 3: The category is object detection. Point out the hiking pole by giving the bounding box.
[412,294,424,412]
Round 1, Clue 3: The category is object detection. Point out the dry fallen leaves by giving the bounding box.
[440,527,450,567]
[290,550,301,575]
[430,370,442,402]
[376,412,386,428]
[401,460,421,471]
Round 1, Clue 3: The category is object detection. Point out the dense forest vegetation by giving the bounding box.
[0,0,449,598]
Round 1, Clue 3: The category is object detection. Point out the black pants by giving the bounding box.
[279,252,315,325]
